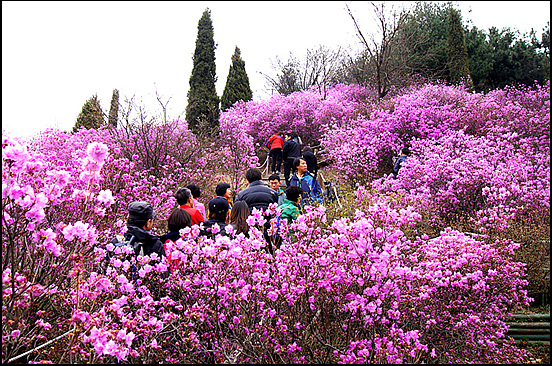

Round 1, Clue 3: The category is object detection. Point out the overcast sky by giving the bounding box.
[2,1,550,138]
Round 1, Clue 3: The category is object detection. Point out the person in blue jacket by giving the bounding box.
[289,157,322,208]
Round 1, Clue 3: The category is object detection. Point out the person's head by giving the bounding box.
[293,157,308,174]
[285,185,303,204]
[284,133,292,141]
[245,167,262,183]
[127,201,156,230]
[302,146,312,153]
[216,182,231,199]
[268,174,281,191]
[401,147,411,156]
[186,184,201,199]
[229,200,250,235]
[167,208,192,233]
[208,196,230,221]
[174,187,193,206]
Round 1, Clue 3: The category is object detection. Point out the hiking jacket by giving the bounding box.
[289,171,322,207]
[235,180,278,213]
[280,199,300,223]
[180,204,205,226]
[267,134,284,150]
[282,139,301,161]
[123,225,166,257]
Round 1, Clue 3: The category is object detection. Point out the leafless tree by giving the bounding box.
[346,2,411,98]
[262,45,345,98]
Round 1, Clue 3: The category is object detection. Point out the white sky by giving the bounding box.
[2,1,550,138]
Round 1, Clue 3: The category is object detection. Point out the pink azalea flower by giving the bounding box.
[86,142,109,165]
[97,189,115,205]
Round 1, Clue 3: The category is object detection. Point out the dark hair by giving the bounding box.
[268,174,280,182]
[285,185,303,203]
[208,210,228,222]
[174,188,192,206]
[216,182,231,197]
[302,146,312,153]
[167,208,192,232]
[229,200,250,235]
[401,147,411,156]
[187,184,201,198]
[245,167,262,183]
[292,157,305,171]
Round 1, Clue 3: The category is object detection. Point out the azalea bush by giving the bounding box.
[2,158,532,363]
[2,79,549,363]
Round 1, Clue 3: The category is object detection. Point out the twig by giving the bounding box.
[7,329,74,363]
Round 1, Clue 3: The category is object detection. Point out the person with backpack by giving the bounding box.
[112,201,166,258]
[289,157,322,208]
[266,132,284,174]
[282,133,301,187]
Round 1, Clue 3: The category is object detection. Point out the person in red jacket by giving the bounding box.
[267,132,284,174]
[174,187,205,226]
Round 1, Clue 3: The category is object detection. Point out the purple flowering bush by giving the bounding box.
[2,80,548,363]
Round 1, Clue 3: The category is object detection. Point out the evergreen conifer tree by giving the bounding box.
[73,94,105,132]
[221,46,253,111]
[446,8,471,86]
[186,8,220,135]
[108,89,119,128]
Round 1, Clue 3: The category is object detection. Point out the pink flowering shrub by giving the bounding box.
[2,80,546,363]
[220,84,377,150]
[2,137,531,364]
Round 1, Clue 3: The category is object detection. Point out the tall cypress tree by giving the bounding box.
[447,8,471,86]
[186,8,220,135]
[73,94,105,132]
[108,88,119,128]
[221,46,253,111]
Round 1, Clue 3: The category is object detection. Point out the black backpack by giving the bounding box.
[101,235,144,278]
[323,182,340,203]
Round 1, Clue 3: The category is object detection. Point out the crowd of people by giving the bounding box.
[116,131,410,269]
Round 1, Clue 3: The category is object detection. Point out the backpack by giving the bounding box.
[323,182,340,203]
[101,235,144,279]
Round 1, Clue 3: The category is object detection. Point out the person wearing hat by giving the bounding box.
[121,201,166,257]
[199,196,231,238]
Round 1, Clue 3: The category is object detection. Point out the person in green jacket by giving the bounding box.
[280,185,303,224]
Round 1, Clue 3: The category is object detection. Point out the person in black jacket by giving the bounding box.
[120,201,166,258]
[301,146,318,181]
[282,133,301,186]
[235,168,278,213]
